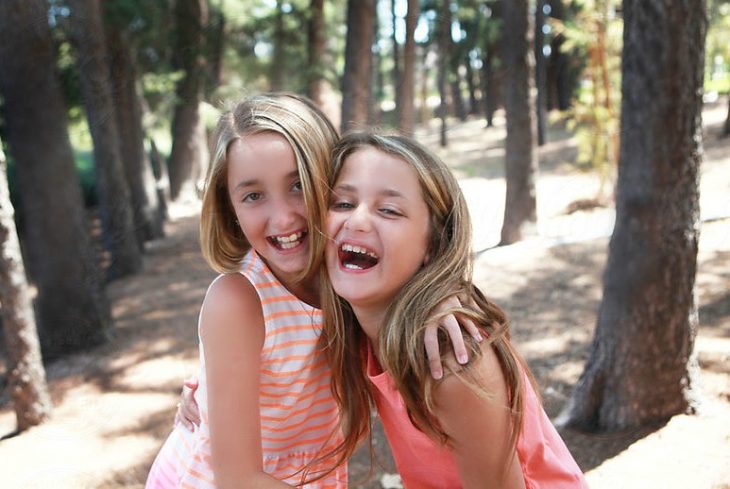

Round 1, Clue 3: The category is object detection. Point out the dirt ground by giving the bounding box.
[1,103,729,488]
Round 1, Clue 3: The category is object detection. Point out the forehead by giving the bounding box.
[227,132,297,178]
[337,147,422,194]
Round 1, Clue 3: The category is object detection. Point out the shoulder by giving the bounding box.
[199,273,264,341]
[434,342,510,417]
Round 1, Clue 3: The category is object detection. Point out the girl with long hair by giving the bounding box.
[317,132,588,488]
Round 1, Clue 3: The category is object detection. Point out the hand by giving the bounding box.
[424,295,483,380]
[174,376,201,431]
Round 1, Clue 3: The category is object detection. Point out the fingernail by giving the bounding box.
[458,354,468,364]
[434,370,443,380]
[476,333,484,342]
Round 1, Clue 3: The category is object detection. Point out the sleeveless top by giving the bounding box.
[146,250,346,488]
[365,343,588,489]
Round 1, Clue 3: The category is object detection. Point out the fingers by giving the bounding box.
[458,315,483,343]
[180,385,202,427]
[440,313,469,365]
[183,377,199,389]
[424,324,443,380]
[174,402,195,432]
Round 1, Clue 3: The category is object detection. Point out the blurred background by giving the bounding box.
[0,0,729,487]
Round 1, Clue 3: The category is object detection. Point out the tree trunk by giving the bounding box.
[534,0,547,145]
[207,3,226,96]
[270,0,286,91]
[341,0,376,132]
[168,0,209,200]
[398,0,420,134]
[149,139,170,222]
[67,0,143,279]
[437,0,452,147]
[391,0,402,117]
[450,70,468,121]
[499,0,538,245]
[0,0,112,359]
[307,0,327,107]
[106,22,165,244]
[556,0,707,431]
[465,56,480,115]
[0,143,52,432]
[724,93,730,137]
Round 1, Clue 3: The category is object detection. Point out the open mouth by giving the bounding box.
[338,243,380,270]
[268,230,307,251]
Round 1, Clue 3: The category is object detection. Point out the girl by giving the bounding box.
[146,93,345,488]
[150,94,477,488]
[317,132,588,488]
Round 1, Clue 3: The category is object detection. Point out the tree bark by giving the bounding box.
[534,0,547,145]
[67,0,143,279]
[106,22,165,244]
[556,0,707,431]
[465,55,480,115]
[391,0,402,116]
[341,0,376,132]
[0,0,112,359]
[0,143,52,432]
[270,0,286,91]
[499,0,538,245]
[398,0,420,134]
[168,0,209,200]
[437,0,452,147]
[307,0,328,107]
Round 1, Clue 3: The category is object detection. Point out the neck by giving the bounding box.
[278,272,321,309]
[351,304,387,357]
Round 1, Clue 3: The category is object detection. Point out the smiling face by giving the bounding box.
[227,132,309,285]
[326,147,431,314]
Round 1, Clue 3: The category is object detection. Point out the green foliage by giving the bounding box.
[563,0,622,190]
[706,0,730,95]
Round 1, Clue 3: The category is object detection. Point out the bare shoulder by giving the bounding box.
[436,341,508,403]
[199,273,264,341]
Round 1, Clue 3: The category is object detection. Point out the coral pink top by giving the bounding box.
[146,250,346,488]
[365,343,588,489]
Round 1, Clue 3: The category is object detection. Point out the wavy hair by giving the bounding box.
[315,132,534,478]
[199,92,338,278]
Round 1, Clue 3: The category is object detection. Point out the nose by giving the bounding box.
[343,204,372,233]
[270,197,299,230]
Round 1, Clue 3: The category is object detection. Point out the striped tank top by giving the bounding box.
[146,250,346,488]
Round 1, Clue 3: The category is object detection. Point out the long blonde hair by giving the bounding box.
[316,132,532,475]
[200,93,338,277]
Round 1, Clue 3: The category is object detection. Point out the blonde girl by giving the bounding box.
[318,132,588,488]
[146,93,345,488]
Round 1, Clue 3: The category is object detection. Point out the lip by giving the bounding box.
[334,239,380,273]
[267,228,308,254]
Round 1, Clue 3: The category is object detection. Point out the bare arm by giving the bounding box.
[200,274,292,489]
[432,344,525,489]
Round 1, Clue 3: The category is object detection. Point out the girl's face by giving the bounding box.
[326,147,431,312]
[227,132,309,283]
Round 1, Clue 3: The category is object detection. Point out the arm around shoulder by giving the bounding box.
[433,343,526,489]
[200,274,292,488]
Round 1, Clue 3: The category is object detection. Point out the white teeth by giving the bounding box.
[344,263,363,270]
[340,243,378,259]
[273,231,303,244]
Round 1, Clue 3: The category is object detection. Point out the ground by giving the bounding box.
[1,103,729,488]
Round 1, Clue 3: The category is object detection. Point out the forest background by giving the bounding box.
[0,0,729,487]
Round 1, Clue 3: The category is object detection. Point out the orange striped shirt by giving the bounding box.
[146,250,346,488]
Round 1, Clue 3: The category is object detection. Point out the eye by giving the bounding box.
[379,207,403,217]
[291,180,303,192]
[330,200,354,210]
[242,192,262,203]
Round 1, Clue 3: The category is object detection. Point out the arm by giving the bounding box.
[432,344,525,489]
[200,274,292,489]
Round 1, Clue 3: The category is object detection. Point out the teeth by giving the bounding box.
[274,231,303,244]
[340,243,378,259]
[344,263,364,270]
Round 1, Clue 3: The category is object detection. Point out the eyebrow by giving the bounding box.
[233,170,300,192]
[334,183,405,199]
